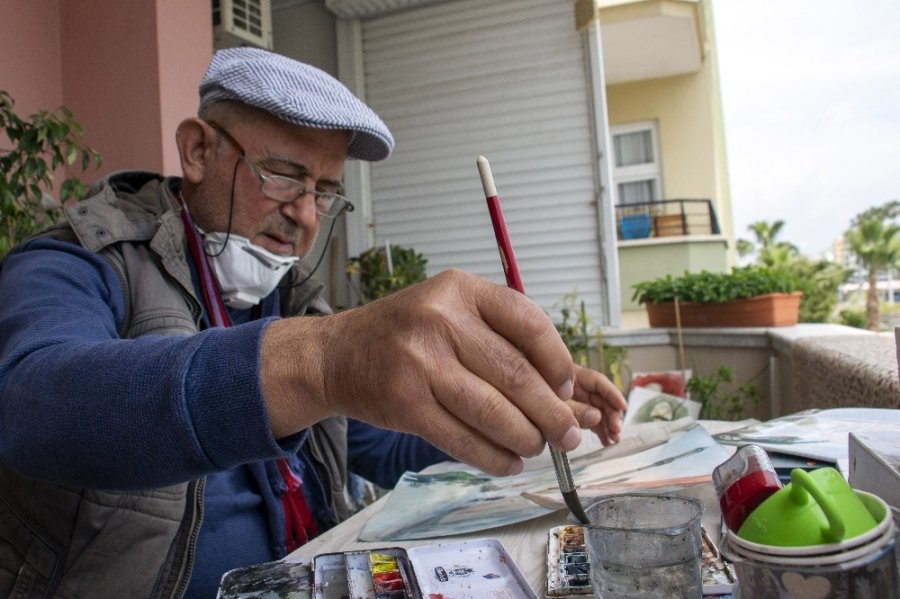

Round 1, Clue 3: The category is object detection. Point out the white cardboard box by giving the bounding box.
[849,431,900,511]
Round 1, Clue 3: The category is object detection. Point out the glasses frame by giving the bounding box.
[206,121,354,219]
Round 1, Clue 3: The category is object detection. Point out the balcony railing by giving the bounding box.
[615,199,721,240]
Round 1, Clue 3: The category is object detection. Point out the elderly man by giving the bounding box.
[0,49,626,597]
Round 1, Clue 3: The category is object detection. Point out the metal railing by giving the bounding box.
[615,199,721,240]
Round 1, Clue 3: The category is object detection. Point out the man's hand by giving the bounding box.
[261,269,584,477]
[564,364,627,446]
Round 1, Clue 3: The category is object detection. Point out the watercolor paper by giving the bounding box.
[714,407,900,475]
[361,420,729,541]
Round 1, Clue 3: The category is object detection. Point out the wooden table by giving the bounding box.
[287,479,722,594]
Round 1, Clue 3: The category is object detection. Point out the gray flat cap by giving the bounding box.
[199,48,394,161]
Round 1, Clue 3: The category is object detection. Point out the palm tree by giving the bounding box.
[748,220,785,248]
[845,201,900,331]
[740,219,849,322]
[741,220,799,268]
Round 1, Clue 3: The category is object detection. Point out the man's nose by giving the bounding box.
[280,190,319,226]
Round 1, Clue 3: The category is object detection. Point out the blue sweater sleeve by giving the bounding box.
[0,240,301,490]
[346,419,451,488]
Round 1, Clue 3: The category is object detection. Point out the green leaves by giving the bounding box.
[845,200,900,330]
[346,244,428,303]
[686,366,760,421]
[631,266,798,305]
[0,90,102,256]
[552,291,629,390]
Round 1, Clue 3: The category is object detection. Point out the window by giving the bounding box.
[611,122,662,205]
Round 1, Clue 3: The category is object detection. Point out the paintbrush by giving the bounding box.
[476,155,590,526]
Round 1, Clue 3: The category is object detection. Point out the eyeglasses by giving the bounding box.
[206,121,354,218]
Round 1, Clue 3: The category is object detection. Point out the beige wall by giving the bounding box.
[605,0,735,265]
[608,72,720,210]
[1,0,211,181]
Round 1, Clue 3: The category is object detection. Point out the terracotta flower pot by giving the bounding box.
[645,292,802,328]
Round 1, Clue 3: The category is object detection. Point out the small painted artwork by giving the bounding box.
[630,369,691,398]
[546,525,592,596]
[216,558,313,599]
[624,386,701,426]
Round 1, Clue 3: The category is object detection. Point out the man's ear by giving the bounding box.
[176,118,215,184]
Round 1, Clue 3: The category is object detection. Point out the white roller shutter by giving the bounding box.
[357,0,605,322]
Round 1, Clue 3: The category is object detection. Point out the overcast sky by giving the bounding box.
[710,0,900,258]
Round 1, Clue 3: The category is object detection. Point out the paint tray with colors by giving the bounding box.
[314,547,417,598]
[546,525,591,596]
[406,538,537,599]
[217,538,535,599]
[216,559,313,599]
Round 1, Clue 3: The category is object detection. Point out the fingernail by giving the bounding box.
[560,426,581,451]
[585,408,602,426]
[555,378,574,400]
[506,459,524,476]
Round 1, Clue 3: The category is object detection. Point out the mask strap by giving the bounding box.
[204,158,241,258]
[178,193,231,328]
[278,213,340,291]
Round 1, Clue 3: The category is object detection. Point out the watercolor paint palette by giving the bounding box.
[545,525,736,598]
[546,525,592,597]
[218,538,536,599]
[217,559,314,599]
[314,547,418,598]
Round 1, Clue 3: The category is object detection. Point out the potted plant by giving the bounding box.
[686,366,761,420]
[345,242,428,304]
[632,266,802,327]
[553,291,629,390]
[1,90,102,257]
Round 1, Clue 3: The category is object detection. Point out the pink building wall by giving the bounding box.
[1,0,211,182]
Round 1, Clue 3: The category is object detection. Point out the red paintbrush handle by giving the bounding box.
[485,195,525,294]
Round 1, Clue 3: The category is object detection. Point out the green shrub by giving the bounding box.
[1,90,101,256]
[686,366,761,421]
[346,244,427,303]
[632,266,798,305]
[838,308,867,329]
[553,291,629,390]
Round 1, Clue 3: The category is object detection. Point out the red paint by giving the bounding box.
[373,571,401,583]
[720,469,782,531]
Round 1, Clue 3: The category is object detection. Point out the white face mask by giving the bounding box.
[203,232,299,309]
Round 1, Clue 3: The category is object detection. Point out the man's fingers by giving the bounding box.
[403,394,526,477]
[472,281,575,401]
[447,281,579,451]
[566,399,602,429]
[429,361,548,459]
[572,366,628,412]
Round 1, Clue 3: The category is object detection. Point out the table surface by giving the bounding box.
[287,479,722,594]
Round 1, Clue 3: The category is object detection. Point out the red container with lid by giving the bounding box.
[713,445,783,532]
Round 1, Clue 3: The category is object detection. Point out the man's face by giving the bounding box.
[195,115,351,258]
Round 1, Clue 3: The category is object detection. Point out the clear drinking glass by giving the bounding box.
[581,494,704,598]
